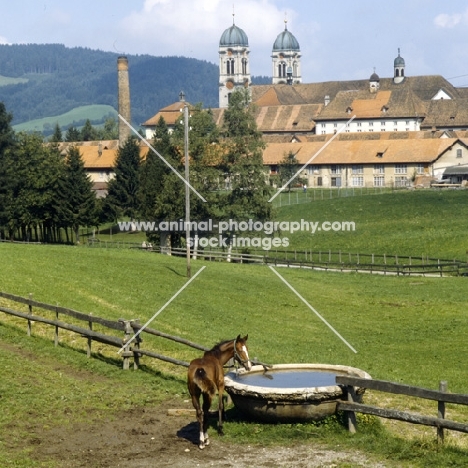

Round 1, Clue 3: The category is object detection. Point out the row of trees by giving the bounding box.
[0,90,278,247]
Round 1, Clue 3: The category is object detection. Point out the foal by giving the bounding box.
[187,335,252,449]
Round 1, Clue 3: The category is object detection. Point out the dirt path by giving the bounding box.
[31,398,388,468]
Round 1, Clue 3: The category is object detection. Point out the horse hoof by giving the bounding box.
[198,444,205,450]
[205,438,210,446]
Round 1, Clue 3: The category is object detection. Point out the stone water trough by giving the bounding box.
[224,363,371,423]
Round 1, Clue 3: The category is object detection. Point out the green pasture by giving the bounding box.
[275,188,468,260]
[1,241,468,466]
[0,74,29,86]
[12,104,117,133]
[87,189,468,262]
[2,189,468,466]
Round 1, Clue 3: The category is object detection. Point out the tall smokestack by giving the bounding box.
[117,56,131,146]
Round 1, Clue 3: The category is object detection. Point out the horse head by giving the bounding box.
[234,334,252,371]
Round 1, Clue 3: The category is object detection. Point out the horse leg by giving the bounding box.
[217,382,225,436]
[202,392,212,447]
[190,391,206,449]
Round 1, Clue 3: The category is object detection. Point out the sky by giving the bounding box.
[2,0,468,87]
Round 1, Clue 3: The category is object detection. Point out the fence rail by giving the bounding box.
[165,247,467,276]
[336,375,468,442]
[0,291,208,369]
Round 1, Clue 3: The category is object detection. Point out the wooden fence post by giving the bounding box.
[27,293,33,336]
[346,385,357,433]
[131,320,142,370]
[54,304,59,347]
[438,380,447,443]
[87,313,93,358]
[120,319,135,370]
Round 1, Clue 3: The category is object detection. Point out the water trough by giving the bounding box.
[225,363,371,423]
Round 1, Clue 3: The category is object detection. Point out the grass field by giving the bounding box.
[12,104,117,133]
[1,189,468,466]
[87,189,468,261]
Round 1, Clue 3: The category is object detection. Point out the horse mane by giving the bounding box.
[204,338,233,358]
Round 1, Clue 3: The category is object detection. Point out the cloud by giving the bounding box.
[118,0,303,72]
[434,9,468,28]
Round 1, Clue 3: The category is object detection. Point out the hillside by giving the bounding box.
[0,44,219,130]
[0,44,271,136]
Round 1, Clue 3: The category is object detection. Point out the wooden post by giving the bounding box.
[120,319,135,370]
[438,380,447,443]
[87,314,93,358]
[27,293,33,336]
[132,320,142,370]
[346,385,357,433]
[54,305,59,347]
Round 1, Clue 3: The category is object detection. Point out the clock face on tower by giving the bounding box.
[226,81,234,90]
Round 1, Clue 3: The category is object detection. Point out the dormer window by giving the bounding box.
[346,107,353,114]
[382,106,388,113]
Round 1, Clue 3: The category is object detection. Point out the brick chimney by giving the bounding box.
[117,56,131,146]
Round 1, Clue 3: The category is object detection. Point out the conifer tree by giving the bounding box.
[220,89,272,225]
[50,123,63,143]
[58,146,97,243]
[105,137,141,221]
[0,102,16,239]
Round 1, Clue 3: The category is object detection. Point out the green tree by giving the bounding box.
[58,146,97,243]
[7,132,63,241]
[105,137,142,221]
[80,119,97,141]
[96,117,119,140]
[220,89,272,228]
[50,123,63,143]
[0,102,16,239]
[65,125,80,142]
[278,150,302,191]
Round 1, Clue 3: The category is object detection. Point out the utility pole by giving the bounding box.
[180,91,191,278]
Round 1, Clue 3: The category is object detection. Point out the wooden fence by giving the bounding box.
[0,291,208,370]
[166,247,467,276]
[336,375,468,442]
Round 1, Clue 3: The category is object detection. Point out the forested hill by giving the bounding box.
[0,43,268,131]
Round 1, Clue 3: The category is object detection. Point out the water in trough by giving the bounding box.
[224,364,371,423]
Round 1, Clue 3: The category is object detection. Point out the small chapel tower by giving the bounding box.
[394,48,406,84]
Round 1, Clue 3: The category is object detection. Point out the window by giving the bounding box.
[278,62,286,78]
[457,149,463,158]
[395,164,407,174]
[242,58,248,75]
[369,122,374,127]
[374,176,385,187]
[226,59,234,75]
[331,165,342,175]
[381,121,386,126]
[374,164,385,174]
[395,176,408,187]
[352,165,363,174]
[357,122,362,127]
[352,176,364,187]
[417,164,425,174]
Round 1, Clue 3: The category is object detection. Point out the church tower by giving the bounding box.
[394,48,405,84]
[272,21,301,85]
[218,17,250,108]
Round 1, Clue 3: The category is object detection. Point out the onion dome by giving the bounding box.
[394,49,405,67]
[273,23,300,52]
[220,24,249,47]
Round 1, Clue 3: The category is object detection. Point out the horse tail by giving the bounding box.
[194,368,217,395]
